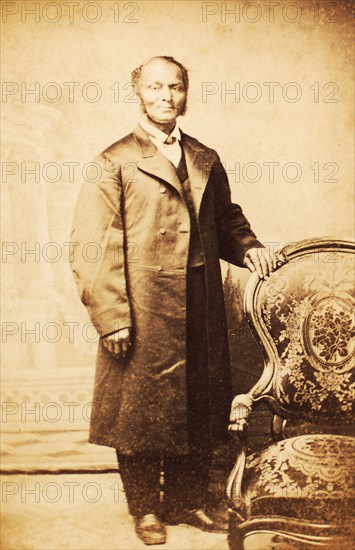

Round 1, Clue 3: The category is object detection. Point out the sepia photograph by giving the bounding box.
[1,1,354,549]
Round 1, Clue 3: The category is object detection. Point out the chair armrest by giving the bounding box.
[229,393,254,433]
[227,393,254,508]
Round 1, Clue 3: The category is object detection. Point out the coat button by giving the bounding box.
[159,228,166,235]
[160,187,167,194]
[156,265,163,271]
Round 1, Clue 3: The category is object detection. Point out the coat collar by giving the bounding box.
[133,124,182,195]
[138,117,181,144]
[133,124,216,216]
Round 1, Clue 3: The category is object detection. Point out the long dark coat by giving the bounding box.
[71,124,262,455]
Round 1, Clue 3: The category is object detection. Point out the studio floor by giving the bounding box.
[0,473,229,550]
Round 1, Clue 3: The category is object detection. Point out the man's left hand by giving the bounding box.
[243,247,276,279]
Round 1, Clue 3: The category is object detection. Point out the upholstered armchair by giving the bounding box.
[227,238,354,549]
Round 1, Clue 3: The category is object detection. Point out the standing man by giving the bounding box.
[71,56,274,545]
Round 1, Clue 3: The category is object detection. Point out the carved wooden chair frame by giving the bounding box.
[226,238,354,549]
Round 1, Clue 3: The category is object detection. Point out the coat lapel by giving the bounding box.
[133,125,216,215]
[133,125,183,196]
[181,133,215,217]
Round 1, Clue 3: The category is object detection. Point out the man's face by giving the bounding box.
[138,60,187,126]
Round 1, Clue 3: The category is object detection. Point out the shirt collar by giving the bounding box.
[139,117,181,144]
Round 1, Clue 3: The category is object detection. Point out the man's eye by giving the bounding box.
[150,85,160,90]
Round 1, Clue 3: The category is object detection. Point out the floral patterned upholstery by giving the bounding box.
[257,252,354,420]
[243,434,354,524]
[227,240,355,549]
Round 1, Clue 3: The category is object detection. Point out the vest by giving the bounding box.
[176,151,204,268]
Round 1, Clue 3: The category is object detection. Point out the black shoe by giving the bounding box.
[165,508,228,533]
[134,514,167,545]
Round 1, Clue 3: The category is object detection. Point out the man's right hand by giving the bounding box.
[102,327,131,359]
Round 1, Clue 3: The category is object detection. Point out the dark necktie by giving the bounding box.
[165,135,177,145]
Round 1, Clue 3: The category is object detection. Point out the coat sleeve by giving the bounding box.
[211,156,264,267]
[70,153,131,337]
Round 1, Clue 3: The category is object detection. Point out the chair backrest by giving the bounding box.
[244,238,354,423]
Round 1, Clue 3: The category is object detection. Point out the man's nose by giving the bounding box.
[161,86,173,101]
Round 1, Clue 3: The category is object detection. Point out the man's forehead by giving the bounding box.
[140,60,183,82]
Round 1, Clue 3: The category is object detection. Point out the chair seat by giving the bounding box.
[241,434,355,525]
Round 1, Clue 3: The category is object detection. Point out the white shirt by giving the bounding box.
[139,117,182,168]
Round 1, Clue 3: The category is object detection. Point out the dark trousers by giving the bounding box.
[117,266,212,518]
[117,451,211,518]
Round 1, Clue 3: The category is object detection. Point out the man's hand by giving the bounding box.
[243,247,276,279]
[103,327,131,358]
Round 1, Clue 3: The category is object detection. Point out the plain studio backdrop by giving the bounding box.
[1,0,354,450]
